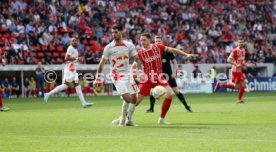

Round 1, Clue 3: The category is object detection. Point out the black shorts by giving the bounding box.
[167,77,177,88]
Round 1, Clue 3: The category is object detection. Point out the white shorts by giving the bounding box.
[113,79,138,95]
[63,69,79,83]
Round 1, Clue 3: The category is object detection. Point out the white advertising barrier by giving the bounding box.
[176,78,213,94]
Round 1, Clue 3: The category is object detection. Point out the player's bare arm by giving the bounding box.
[171,59,178,78]
[166,47,197,58]
[131,56,141,83]
[131,56,141,70]
[65,54,78,62]
[93,58,107,87]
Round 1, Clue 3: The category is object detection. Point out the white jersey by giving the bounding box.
[102,40,137,80]
[65,45,79,72]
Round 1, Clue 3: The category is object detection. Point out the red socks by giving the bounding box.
[221,83,235,89]
[238,86,245,100]
[160,98,172,119]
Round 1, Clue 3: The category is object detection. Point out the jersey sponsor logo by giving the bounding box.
[144,54,161,63]
[238,56,244,60]
[117,54,129,61]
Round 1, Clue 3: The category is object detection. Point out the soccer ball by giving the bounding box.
[151,86,166,99]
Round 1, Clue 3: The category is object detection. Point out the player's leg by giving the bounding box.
[119,93,132,125]
[0,88,9,111]
[172,87,192,112]
[73,73,93,108]
[136,82,152,106]
[159,85,173,124]
[116,93,144,126]
[44,80,69,103]
[214,81,235,92]
[111,79,135,126]
[214,72,243,92]
[237,81,246,103]
[169,77,192,112]
[124,93,138,126]
[146,95,155,113]
[115,81,138,126]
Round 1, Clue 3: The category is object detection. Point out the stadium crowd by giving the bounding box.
[0,0,275,65]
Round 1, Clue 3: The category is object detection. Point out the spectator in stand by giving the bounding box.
[247,63,260,78]
[61,33,71,46]
[84,49,96,64]
[24,77,32,97]
[0,1,274,65]
[35,62,45,97]
[1,77,12,96]
[192,65,202,79]
[29,76,36,96]
[11,76,20,97]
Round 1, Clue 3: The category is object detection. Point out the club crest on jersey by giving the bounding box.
[162,59,166,63]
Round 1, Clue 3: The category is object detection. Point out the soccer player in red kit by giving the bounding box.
[0,47,9,111]
[135,33,196,124]
[214,38,246,103]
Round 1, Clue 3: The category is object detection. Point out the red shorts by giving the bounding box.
[138,80,169,96]
[232,72,245,83]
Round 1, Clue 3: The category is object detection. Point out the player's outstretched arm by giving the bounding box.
[166,47,197,58]
[171,59,178,78]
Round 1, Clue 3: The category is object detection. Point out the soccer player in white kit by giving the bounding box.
[44,38,93,108]
[93,25,138,126]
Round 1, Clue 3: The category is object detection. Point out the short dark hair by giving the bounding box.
[154,35,162,39]
[238,37,244,41]
[141,33,151,39]
[112,25,123,31]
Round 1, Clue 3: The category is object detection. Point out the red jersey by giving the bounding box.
[229,47,245,73]
[138,44,166,82]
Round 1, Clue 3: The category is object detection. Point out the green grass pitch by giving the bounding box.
[1,92,276,152]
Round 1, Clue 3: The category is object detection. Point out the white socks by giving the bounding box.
[127,103,136,121]
[121,101,129,120]
[75,85,87,106]
[48,84,68,96]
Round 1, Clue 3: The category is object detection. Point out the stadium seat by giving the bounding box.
[34,46,41,51]
[53,52,59,57]
[57,46,63,52]
[31,52,37,57]
[23,51,30,57]
[89,40,95,45]
[59,28,66,33]
[49,46,56,51]
[61,52,66,57]
[0,27,8,33]
[38,52,44,57]
[68,28,73,33]
[82,39,88,45]
[41,46,48,51]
